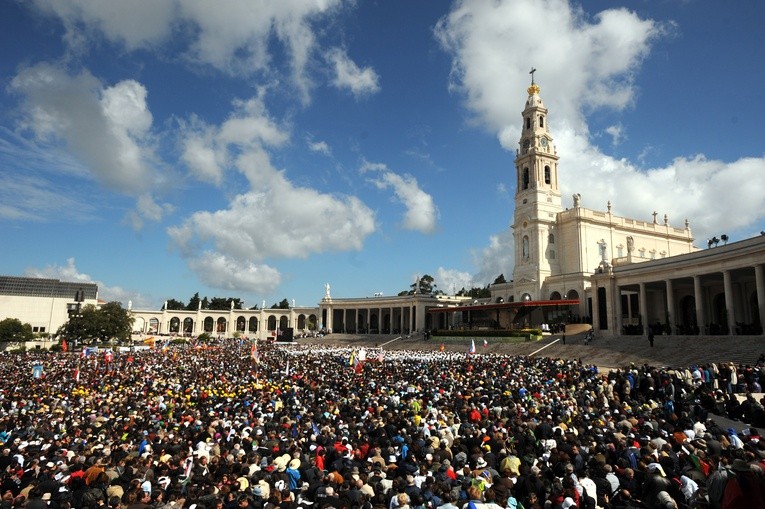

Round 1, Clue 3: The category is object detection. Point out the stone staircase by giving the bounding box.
[300,327,765,370]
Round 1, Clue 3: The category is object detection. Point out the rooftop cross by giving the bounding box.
[529,67,536,85]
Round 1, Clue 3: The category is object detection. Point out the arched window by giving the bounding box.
[539,115,544,128]
[526,117,531,129]
[548,233,555,244]
[523,168,529,189]
[544,165,551,184]
[248,317,258,332]
[522,236,530,260]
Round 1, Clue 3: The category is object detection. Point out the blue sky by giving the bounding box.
[1,0,764,310]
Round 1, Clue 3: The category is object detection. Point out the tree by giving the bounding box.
[0,318,33,342]
[186,292,202,311]
[163,299,186,310]
[271,299,289,309]
[456,286,492,299]
[493,274,507,284]
[208,297,244,310]
[406,275,440,295]
[57,302,133,343]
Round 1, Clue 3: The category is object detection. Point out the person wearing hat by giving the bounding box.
[286,458,302,493]
[722,458,765,509]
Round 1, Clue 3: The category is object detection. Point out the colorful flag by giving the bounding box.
[439,343,444,352]
[61,339,68,352]
[250,343,260,363]
[469,339,476,355]
[104,349,113,363]
[32,364,44,378]
[377,349,384,362]
[353,354,362,374]
[81,347,97,358]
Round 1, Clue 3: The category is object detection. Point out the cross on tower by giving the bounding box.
[529,67,537,85]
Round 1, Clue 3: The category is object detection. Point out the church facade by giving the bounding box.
[485,80,764,338]
[4,81,765,342]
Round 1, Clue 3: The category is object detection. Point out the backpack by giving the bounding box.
[81,487,106,509]
[580,485,596,509]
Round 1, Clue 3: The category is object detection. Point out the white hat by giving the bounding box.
[561,497,577,509]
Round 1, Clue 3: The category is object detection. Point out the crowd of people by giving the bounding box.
[0,340,763,509]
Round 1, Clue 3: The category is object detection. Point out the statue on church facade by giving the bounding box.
[626,236,635,253]
[324,283,331,299]
[573,193,581,207]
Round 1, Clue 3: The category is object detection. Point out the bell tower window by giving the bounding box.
[526,117,531,130]
[544,165,551,184]
[539,115,544,128]
[523,168,529,190]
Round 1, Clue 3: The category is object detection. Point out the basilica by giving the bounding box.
[4,81,765,342]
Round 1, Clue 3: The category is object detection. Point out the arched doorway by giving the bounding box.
[169,317,180,333]
[308,314,317,331]
[267,316,277,331]
[297,314,306,330]
[134,317,145,333]
[203,317,214,332]
[216,317,227,334]
[549,291,562,300]
[183,317,194,334]
[248,317,258,333]
[149,318,159,333]
[566,289,579,300]
[236,316,246,332]
[279,316,288,331]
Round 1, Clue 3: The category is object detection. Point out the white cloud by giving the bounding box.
[308,139,331,156]
[361,161,438,234]
[605,123,624,145]
[435,267,474,295]
[170,96,377,292]
[25,257,153,308]
[326,47,381,98]
[189,252,282,294]
[471,228,516,287]
[9,64,167,225]
[436,0,765,278]
[29,0,346,102]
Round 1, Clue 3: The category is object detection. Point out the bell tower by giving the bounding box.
[511,71,562,300]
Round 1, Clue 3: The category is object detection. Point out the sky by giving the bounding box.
[1,0,764,311]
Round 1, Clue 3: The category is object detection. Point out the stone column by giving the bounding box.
[666,279,675,335]
[693,275,705,335]
[756,265,765,334]
[639,282,648,338]
[615,285,623,336]
[723,270,735,335]
[591,284,600,333]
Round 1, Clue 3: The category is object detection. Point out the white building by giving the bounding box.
[0,276,98,335]
[4,80,765,341]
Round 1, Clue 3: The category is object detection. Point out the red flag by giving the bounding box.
[61,339,68,352]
